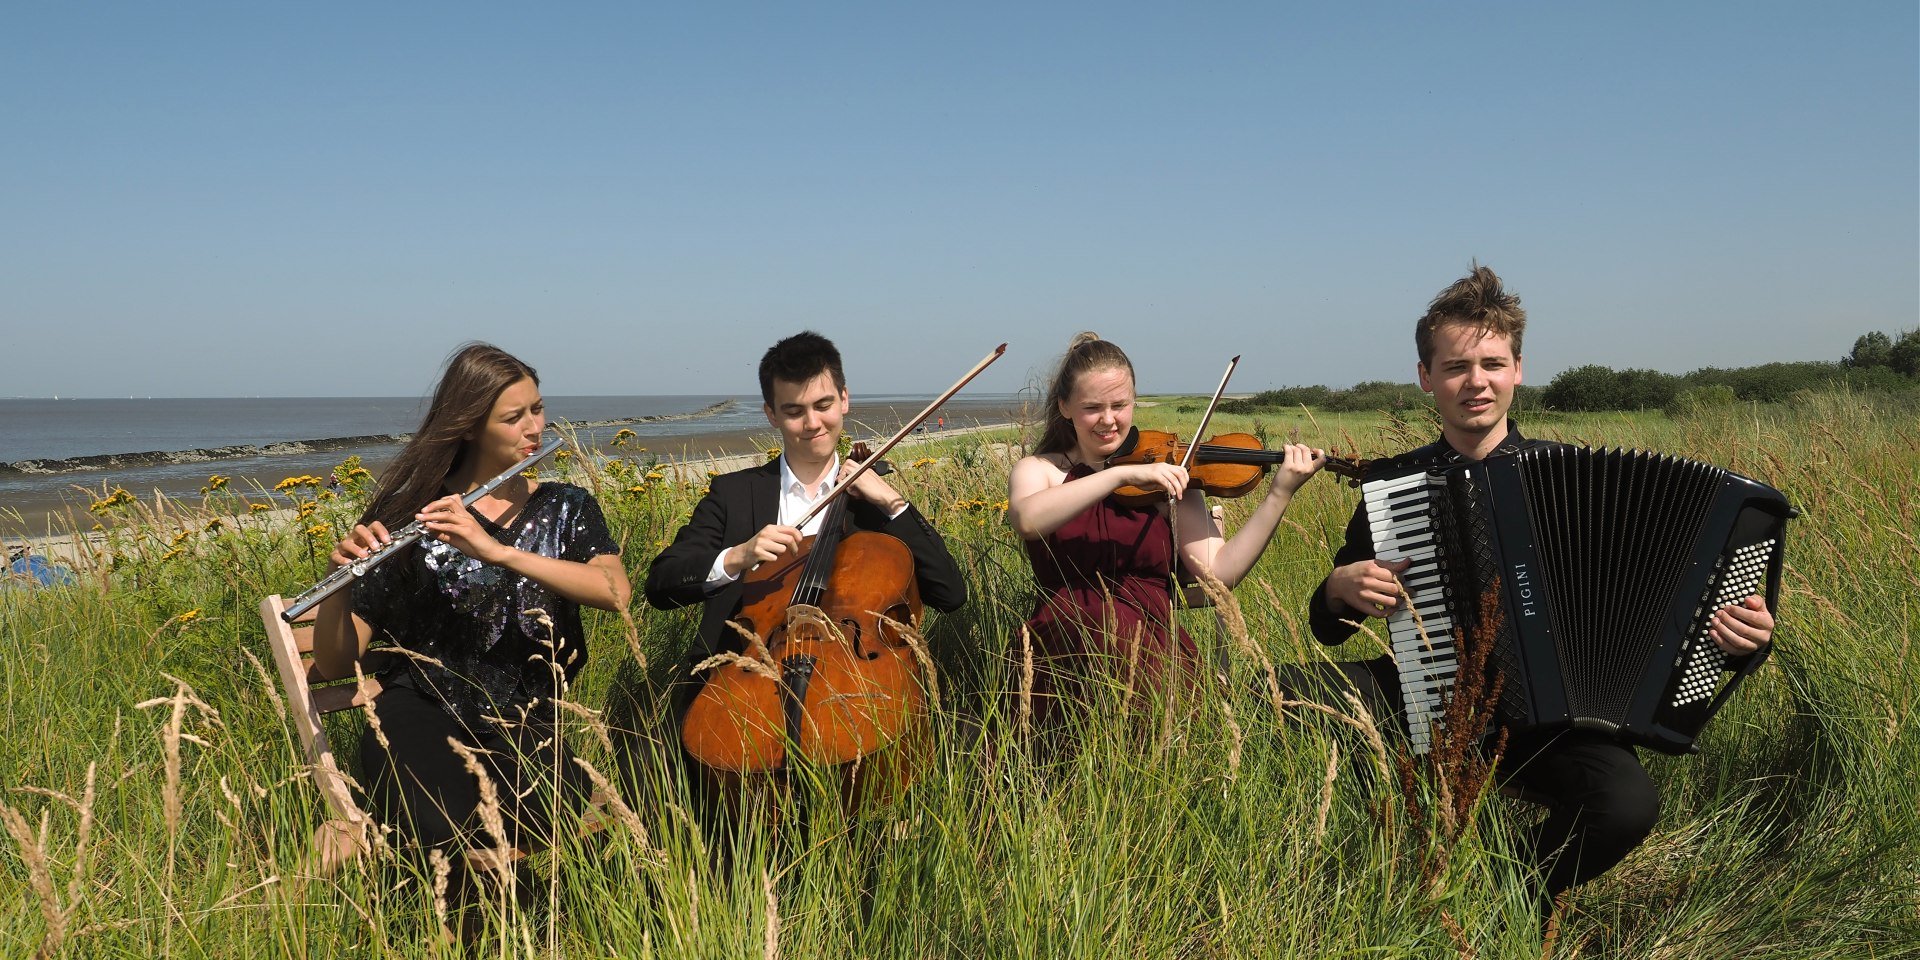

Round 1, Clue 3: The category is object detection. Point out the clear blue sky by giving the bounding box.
[4,2,1914,398]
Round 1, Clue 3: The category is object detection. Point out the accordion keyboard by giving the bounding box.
[1362,469,1456,754]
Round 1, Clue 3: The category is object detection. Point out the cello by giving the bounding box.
[680,344,1006,813]
[680,443,929,809]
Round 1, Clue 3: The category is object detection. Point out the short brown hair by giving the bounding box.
[1415,264,1526,367]
[1035,332,1134,456]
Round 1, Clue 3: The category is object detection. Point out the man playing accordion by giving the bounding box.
[1301,264,1776,915]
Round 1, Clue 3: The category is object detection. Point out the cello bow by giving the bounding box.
[790,342,1008,530]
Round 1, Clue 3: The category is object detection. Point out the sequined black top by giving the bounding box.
[351,482,620,731]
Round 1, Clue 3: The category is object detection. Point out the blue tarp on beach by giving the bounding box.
[6,554,76,588]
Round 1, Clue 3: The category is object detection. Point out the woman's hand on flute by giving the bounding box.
[417,495,506,564]
[329,521,392,571]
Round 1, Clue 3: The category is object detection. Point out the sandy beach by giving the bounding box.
[7,420,1021,571]
[0,392,1031,538]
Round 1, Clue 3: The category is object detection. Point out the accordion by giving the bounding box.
[1361,445,1796,756]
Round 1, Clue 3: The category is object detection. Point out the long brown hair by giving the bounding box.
[359,343,540,529]
[1034,332,1135,457]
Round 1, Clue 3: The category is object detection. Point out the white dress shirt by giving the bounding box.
[702,453,907,590]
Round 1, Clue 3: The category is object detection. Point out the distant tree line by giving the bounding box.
[1215,381,1432,415]
[1215,329,1919,415]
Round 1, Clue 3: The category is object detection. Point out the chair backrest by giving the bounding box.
[259,594,390,827]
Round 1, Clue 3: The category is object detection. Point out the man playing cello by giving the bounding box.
[645,331,968,810]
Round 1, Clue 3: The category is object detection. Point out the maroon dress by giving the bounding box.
[1018,463,1201,729]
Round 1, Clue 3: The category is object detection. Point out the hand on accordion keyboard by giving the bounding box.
[1710,596,1775,655]
[1325,556,1414,618]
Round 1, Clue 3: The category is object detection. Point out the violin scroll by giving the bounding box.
[1323,453,1369,488]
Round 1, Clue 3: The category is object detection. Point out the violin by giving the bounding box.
[680,444,928,811]
[1104,427,1368,506]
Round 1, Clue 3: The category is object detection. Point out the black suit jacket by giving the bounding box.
[645,459,967,667]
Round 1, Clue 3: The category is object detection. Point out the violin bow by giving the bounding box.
[791,342,1009,530]
[1162,355,1239,609]
[1177,355,1242,474]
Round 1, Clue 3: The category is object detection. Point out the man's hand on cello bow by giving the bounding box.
[723,524,806,579]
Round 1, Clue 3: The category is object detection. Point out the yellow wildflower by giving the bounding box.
[249,503,271,514]
[306,524,329,537]
[88,488,138,514]
[177,609,202,624]
[645,470,665,481]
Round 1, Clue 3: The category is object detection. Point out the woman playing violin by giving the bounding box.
[1006,333,1324,731]
[312,343,628,931]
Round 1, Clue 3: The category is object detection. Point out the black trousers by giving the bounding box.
[359,686,588,906]
[1275,656,1659,901]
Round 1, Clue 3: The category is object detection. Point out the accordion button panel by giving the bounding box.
[1671,538,1776,707]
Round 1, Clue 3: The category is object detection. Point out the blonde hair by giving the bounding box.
[1035,332,1135,456]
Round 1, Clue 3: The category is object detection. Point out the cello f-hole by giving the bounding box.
[838,617,878,659]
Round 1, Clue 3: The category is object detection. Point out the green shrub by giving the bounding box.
[1666,383,1738,418]
[1543,365,1680,411]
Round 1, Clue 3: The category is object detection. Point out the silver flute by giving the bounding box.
[281,436,566,621]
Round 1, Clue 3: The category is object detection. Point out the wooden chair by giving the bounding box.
[260,593,393,874]
[260,594,615,877]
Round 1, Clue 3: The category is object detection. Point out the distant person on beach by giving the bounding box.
[1296,265,1775,916]
[313,343,628,935]
[644,331,967,812]
[1004,332,1325,735]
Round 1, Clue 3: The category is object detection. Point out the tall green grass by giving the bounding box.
[2,395,1915,958]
